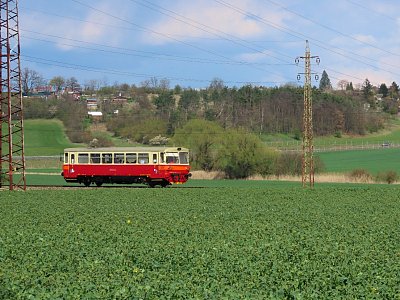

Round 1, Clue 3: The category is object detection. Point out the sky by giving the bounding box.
[20,0,400,89]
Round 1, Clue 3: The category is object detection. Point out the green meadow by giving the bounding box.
[24,119,81,156]
[317,148,400,175]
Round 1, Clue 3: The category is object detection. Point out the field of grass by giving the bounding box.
[262,118,400,149]
[316,148,400,175]
[24,119,81,156]
[1,186,399,298]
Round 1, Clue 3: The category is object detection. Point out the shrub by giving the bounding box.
[272,153,325,177]
[89,135,113,148]
[376,170,398,184]
[215,129,277,179]
[347,169,372,182]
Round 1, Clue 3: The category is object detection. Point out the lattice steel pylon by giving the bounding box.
[296,40,319,188]
[0,0,26,190]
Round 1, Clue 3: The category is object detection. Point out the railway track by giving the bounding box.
[24,184,203,190]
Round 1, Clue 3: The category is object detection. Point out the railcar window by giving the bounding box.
[78,153,89,164]
[179,152,189,164]
[102,153,112,164]
[71,154,75,164]
[166,153,179,164]
[126,153,137,164]
[90,153,100,164]
[153,153,157,163]
[138,153,149,164]
[114,153,125,164]
[160,152,165,163]
[64,153,68,164]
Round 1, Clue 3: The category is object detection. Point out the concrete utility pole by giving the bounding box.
[0,0,26,190]
[296,40,319,188]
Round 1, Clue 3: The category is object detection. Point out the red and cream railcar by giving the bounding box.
[61,147,191,187]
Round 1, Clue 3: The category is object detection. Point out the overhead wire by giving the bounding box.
[264,0,400,58]
[128,0,295,63]
[22,0,400,87]
[22,31,292,67]
[67,0,288,77]
[22,54,284,86]
[211,0,400,80]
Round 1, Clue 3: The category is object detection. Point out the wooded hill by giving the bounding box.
[24,83,397,144]
[23,81,400,178]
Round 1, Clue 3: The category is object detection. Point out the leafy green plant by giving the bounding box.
[1,187,399,298]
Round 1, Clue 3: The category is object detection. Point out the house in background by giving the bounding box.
[86,97,98,110]
[88,111,102,122]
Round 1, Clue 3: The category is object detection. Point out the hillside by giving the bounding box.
[24,119,81,156]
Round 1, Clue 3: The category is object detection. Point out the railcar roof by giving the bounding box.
[63,146,188,152]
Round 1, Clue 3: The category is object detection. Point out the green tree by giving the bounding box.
[389,81,399,98]
[178,88,200,121]
[319,70,332,91]
[154,92,175,113]
[346,82,353,91]
[49,76,65,93]
[172,119,224,171]
[378,83,388,97]
[362,78,373,99]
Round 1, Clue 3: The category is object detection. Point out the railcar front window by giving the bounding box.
[166,153,179,164]
[126,153,137,164]
[78,153,89,164]
[179,152,189,164]
[90,153,100,164]
[114,153,125,164]
[64,153,68,164]
[102,153,112,164]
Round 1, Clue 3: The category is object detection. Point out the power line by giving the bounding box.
[128,0,294,64]
[22,54,285,86]
[212,0,400,79]
[344,0,398,22]
[22,31,293,67]
[264,0,400,58]
[20,5,300,44]
[67,0,284,77]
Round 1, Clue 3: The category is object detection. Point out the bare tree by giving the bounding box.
[337,79,349,91]
[21,68,44,94]
[84,79,100,92]
[209,77,225,91]
[65,77,80,91]
[159,78,170,91]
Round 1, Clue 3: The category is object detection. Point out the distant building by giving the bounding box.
[88,111,102,122]
[112,93,128,105]
[86,98,98,110]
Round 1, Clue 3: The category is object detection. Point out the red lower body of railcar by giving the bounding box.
[61,164,191,187]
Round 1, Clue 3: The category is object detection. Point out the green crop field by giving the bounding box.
[316,148,400,175]
[24,119,81,156]
[1,186,399,299]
